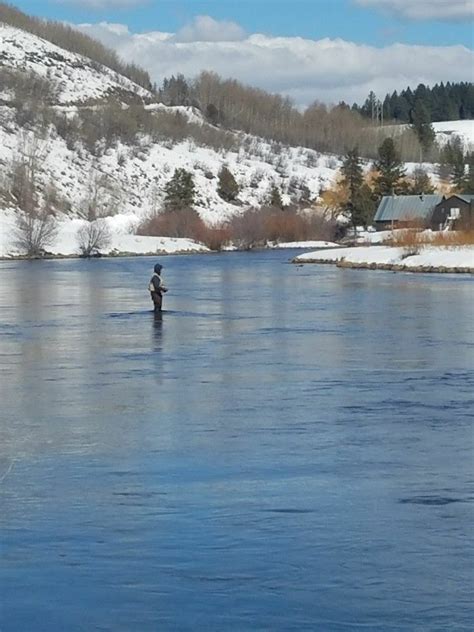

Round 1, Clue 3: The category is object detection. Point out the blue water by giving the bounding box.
[0,251,473,631]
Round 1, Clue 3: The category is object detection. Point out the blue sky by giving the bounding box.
[13,0,474,48]
[9,1,474,105]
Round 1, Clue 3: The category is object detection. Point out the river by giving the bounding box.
[0,251,473,631]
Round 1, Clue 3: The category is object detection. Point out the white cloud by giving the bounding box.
[354,0,473,21]
[175,15,246,43]
[57,0,147,9]
[77,20,474,106]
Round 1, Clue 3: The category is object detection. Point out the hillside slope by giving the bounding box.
[0,23,341,257]
[0,24,151,103]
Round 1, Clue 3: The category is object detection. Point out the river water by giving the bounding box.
[0,251,473,631]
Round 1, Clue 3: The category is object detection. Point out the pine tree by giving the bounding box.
[410,167,435,194]
[160,74,190,106]
[411,99,435,158]
[217,166,239,202]
[341,147,363,199]
[164,168,196,211]
[373,138,406,197]
[268,184,284,209]
[340,147,366,227]
[352,183,376,228]
[442,138,466,190]
[460,152,474,193]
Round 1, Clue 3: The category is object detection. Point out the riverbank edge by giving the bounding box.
[0,243,343,262]
[292,257,474,274]
[0,249,211,262]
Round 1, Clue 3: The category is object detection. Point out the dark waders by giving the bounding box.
[151,291,163,312]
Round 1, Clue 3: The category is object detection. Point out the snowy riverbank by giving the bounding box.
[0,210,209,259]
[293,245,474,273]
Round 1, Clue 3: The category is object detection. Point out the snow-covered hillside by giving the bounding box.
[432,120,474,151]
[0,24,150,103]
[0,101,337,221]
[0,22,340,258]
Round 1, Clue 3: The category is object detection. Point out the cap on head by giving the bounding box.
[154,263,163,274]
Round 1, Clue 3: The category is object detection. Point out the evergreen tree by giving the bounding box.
[373,138,406,197]
[341,147,363,199]
[160,74,190,106]
[217,166,239,202]
[164,168,196,211]
[361,90,377,117]
[205,103,220,125]
[411,99,435,158]
[339,148,376,227]
[355,81,473,123]
[340,147,364,226]
[440,138,466,190]
[352,183,376,228]
[460,152,474,193]
[393,95,410,122]
[268,184,284,209]
[409,167,435,195]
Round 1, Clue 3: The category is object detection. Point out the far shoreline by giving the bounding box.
[293,258,473,275]
[1,244,473,274]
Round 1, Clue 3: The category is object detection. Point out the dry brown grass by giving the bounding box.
[388,228,424,248]
[427,230,474,246]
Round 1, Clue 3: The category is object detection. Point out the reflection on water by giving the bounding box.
[0,252,473,631]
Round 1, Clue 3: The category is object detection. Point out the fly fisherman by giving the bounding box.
[148,263,168,312]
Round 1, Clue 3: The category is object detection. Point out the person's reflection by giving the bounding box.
[152,311,164,350]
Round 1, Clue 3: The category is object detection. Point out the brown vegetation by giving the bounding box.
[190,72,428,161]
[386,227,474,251]
[137,206,337,251]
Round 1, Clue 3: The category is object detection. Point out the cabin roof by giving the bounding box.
[445,194,474,204]
[374,195,444,222]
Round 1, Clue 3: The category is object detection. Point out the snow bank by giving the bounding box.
[271,240,339,249]
[294,244,474,272]
[0,210,208,258]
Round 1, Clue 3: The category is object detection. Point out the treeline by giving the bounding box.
[353,82,474,123]
[0,2,152,90]
[159,72,423,161]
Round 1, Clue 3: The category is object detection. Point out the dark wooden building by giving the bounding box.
[430,195,474,231]
[373,194,443,230]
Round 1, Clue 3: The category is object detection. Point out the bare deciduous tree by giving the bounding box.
[15,210,58,257]
[76,219,112,256]
[80,170,120,220]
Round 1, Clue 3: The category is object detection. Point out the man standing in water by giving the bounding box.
[149,263,168,312]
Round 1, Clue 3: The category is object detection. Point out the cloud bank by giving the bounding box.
[78,19,474,105]
[354,0,473,21]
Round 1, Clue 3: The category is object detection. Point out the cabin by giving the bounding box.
[430,194,474,231]
[373,194,444,230]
